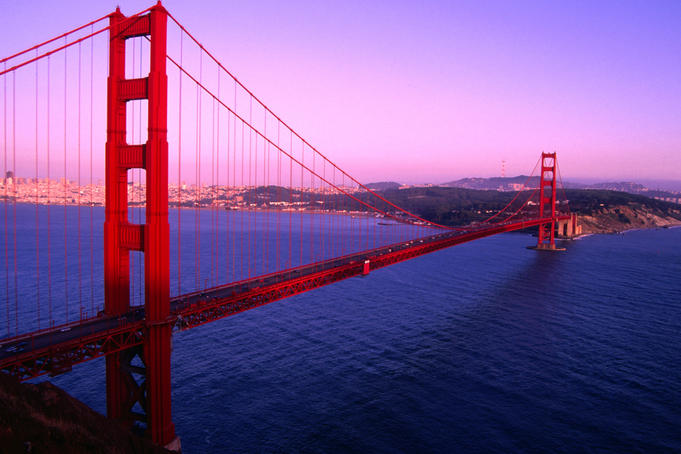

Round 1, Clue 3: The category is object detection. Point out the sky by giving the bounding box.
[1,0,680,184]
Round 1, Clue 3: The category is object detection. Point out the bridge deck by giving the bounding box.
[0,216,566,380]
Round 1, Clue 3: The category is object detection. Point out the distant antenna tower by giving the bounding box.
[501,160,506,178]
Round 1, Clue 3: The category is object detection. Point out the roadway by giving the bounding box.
[0,215,568,380]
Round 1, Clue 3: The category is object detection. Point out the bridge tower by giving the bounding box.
[535,152,561,250]
[104,2,177,449]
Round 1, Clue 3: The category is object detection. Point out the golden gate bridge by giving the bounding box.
[0,3,574,448]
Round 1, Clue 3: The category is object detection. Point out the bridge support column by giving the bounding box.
[145,3,175,448]
[556,213,581,239]
[104,3,177,448]
[104,6,133,427]
[532,152,565,251]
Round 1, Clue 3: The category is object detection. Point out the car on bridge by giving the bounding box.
[3,341,28,354]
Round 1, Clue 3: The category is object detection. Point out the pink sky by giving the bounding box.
[1,0,680,184]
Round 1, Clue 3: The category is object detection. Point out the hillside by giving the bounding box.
[561,189,681,233]
[0,373,171,454]
[439,176,681,202]
[222,185,681,233]
[361,187,681,233]
[442,175,539,191]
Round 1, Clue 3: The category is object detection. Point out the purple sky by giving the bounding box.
[1,0,680,184]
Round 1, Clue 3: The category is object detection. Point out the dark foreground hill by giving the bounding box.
[0,373,170,454]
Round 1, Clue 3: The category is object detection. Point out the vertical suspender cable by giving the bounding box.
[322,159,326,261]
[263,110,267,275]
[311,151,315,266]
[137,38,143,306]
[130,40,136,306]
[216,68,220,285]
[47,54,52,327]
[35,51,41,331]
[3,62,7,336]
[358,172,362,252]
[194,53,200,289]
[77,41,82,319]
[63,37,68,324]
[264,111,268,275]
[232,82,237,282]
[248,96,252,278]
[232,81,237,282]
[372,174,376,250]
[299,141,303,267]
[211,92,215,285]
[225,83,230,283]
[196,57,203,288]
[198,55,203,289]
[177,30,183,295]
[333,166,337,258]
[89,26,94,316]
[12,72,17,334]
[342,173,346,256]
[276,122,280,273]
[254,108,259,275]
[240,117,244,280]
[288,131,292,271]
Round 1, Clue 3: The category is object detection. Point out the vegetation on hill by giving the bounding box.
[214,185,681,233]
[366,187,520,225]
[561,189,681,233]
[561,189,678,216]
[361,187,681,232]
[0,374,170,454]
[442,175,539,190]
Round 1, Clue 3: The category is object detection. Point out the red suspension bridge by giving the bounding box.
[0,3,575,448]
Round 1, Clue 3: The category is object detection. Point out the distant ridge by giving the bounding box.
[365,181,402,191]
[438,177,680,201]
[442,175,539,191]
[582,181,647,192]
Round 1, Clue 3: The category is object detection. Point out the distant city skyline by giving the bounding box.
[4,170,680,195]
[1,0,679,184]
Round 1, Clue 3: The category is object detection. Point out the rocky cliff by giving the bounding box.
[578,204,681,234]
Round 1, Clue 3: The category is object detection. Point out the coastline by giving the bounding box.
[570,222,681,239]
[576,205,681,235]
[4,200,680,236]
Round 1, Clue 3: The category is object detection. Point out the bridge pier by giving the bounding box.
[556,213,581,239]
[529,242,566,252]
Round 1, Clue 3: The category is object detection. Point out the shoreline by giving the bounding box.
[4,201,681,235]
[563,221,681,238]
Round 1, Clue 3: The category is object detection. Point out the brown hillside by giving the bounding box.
[0,374,170,454]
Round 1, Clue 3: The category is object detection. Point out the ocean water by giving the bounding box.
[1,205,430,334]
[29,218,681,452]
